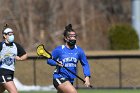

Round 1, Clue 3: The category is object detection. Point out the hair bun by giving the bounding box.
[5,24,8,27]
[3,24,9,29]
[2,24,10,34]
[65,24,72,31]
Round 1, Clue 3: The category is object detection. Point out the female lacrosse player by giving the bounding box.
[0,24,27,93]
[47,24,91,93]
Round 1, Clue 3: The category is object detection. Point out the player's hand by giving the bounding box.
[84,76,90,87]
[15,56,22,61]
[57,61,63,67]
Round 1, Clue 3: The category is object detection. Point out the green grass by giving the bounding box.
[78,89,140,93]
[11,89,140,93]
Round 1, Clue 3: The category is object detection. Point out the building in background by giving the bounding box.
[132,0,140,45]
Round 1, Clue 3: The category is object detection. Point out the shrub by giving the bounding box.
[108,24,139,50]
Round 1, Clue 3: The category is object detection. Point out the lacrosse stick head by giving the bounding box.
[36,44,52,59]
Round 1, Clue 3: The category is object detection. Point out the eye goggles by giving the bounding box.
[67,34,77,38]
[4,32,14,36]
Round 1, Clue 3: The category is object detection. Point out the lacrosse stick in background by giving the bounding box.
[36,44,93,88]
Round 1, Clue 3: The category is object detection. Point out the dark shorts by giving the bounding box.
[0,68,14,83]
[0,74,14,83]
[53,78,68,88]
[53,77,74,88]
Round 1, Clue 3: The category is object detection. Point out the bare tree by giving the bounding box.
[0,0,131,51]
[80,0,87,44]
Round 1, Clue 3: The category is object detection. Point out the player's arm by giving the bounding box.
[79,49,90,77]
[79,48,91,87]
[47,48,60,66]
[15,54,27,61]
[15,43,27,61]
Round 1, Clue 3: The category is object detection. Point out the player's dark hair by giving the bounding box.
[63,24,76,42]
[2,24,9,39]
[2,24,9,34]
[63,24,74,36]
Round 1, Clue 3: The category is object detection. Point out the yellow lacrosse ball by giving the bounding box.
[39,50,44,54]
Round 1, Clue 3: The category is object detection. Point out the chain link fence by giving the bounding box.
[15,55,140,89]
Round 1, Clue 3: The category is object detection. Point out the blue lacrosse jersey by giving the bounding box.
[47,45,91,81]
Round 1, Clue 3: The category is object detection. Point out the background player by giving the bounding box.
[0,24,27,93]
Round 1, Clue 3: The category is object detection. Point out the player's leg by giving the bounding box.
[3,81,18,93]
[53,78,77,93]
[57,81,77,93]
[2,74,18,93]
[0,84,6,93]
[0,74,6,93]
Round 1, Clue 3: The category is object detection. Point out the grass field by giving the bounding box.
[11,89,140,93]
